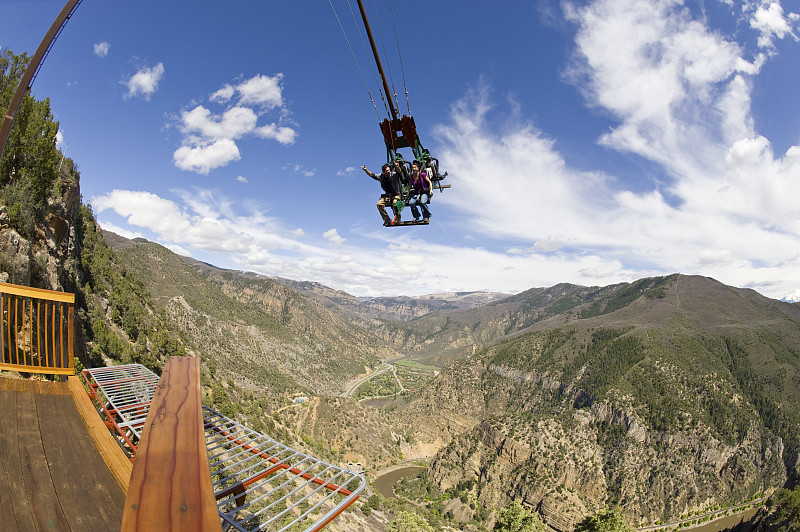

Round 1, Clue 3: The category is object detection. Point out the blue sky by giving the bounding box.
[2,0,800,300]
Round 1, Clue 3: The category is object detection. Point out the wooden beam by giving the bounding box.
[121,357,220,532]
[0,282,75,303]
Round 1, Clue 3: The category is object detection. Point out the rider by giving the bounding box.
[406,160,432,222]
[361,163,402,225]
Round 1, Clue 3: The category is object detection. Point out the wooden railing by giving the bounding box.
[122,357,221,532]
[0,281,75,375]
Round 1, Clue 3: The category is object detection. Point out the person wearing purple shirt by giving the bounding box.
[406,160,432,222]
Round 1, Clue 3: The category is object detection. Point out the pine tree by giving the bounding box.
[493,501,546,532]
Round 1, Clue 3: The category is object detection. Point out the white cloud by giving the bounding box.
[96,220,146,240]
[90,188,355,278]
[282,163,315,177]
[784,289,800,303]
[173,139,241,174]
[93,41,110,58]
[563,0,747,176]
[210,84,234,103]
[124,62,164,100]
[55,130,64,149]
[255,123,297,145]
[236,176,248,183]
[750,2,798,49]
[236,74,284,108]
[725,136,771,166]
[433,84,800,299]
[173,74,296,174]
[180,106,258,141]
[323,229,345,245]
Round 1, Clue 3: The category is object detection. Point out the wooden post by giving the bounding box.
[121,357,220,532]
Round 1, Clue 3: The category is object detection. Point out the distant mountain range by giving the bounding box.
[101,230,800,531]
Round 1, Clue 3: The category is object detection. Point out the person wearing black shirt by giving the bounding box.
[362,163,403,225]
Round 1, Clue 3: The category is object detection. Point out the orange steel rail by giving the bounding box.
[0,281,75,375]
[80,364,161,459]
[204,408,365,532]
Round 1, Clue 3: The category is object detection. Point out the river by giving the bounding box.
[681,508,758,531]
[372,466,426,498]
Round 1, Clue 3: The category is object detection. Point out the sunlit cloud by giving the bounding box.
[124,62,164,100]
[210,84,234,103]
[236,74,284,108]
[323,229,345,245]
[93,41,109,58]
[426,0,800,300]
[95,220,146,241]
[173,73,297,174]
[749,2,799,49]
[173,139,241,174]
[282,163,315,177]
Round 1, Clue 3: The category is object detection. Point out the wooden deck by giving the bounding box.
[0,376,126,531]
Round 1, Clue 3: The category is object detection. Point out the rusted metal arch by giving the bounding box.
[0,0,83,164]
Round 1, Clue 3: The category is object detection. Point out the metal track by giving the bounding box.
[81,364,160,455]
[205,407,365,532]
[82,364,365,531]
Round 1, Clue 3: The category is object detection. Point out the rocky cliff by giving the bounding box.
[398,275,800,529]
[0,160,83,292]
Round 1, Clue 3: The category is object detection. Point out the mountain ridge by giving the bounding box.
[100,230,800,530]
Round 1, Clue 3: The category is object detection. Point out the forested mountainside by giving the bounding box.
[389,275,800,529]
[103,231,385,405]
[102,231,800,530]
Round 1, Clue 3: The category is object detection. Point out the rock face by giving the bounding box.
[425,382,787,529]
[0,177,83,291]
[394,276,800,530]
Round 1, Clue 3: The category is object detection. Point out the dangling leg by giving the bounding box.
[408,195,421,221]
[391,195,402,224]
[421,192,432,221]
[377,196,392,226]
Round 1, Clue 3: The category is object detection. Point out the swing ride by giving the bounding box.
[0,0,450,229]
[330,0,450,227]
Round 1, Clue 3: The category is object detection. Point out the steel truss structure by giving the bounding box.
[81,364,365,531]
[81,364,160,456]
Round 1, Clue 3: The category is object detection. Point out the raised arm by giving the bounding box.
[361,165,378,179]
